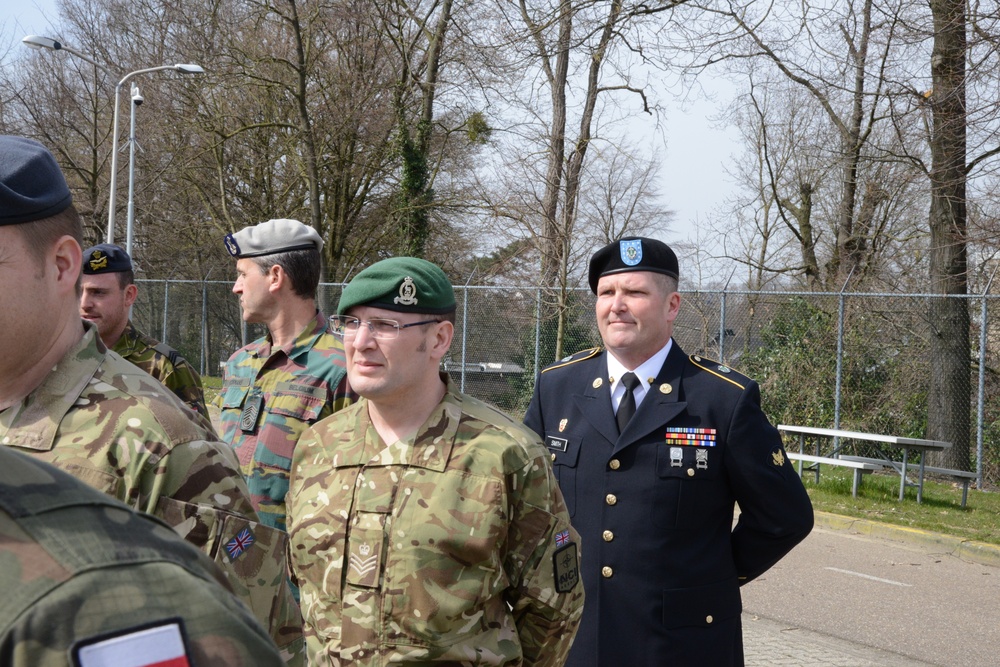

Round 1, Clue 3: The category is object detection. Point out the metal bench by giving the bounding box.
[785,452,883,498]
[839,456,978,508]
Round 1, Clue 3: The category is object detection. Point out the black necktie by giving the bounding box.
[616,372,641,433]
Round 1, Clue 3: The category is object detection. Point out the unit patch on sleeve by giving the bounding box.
[554,541,580,593]
[72,619,192,667]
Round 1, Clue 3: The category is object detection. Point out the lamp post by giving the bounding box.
[22,35,105,70]
[106,63,205,245]
[125,84,143,258]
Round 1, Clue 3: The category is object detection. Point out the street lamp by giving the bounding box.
[22,35,106,70]
[125,84,144,258]
[107,63,205,245]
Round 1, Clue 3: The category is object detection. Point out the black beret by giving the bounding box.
[338,257,456,316]
[588,237,679,293]
[224,218,324,258]
[0,136,73,225]
[82,244,133,274]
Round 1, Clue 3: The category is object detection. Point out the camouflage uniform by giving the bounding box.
[288,378,584,667]
[0,446,283,667]
[0,323,304,665]
[113,320,209,419]
[217,311,355,531]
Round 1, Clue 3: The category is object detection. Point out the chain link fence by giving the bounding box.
[132,280,1000,490]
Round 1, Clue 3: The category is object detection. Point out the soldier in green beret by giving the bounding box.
[80,243,209,419]
[287,257,584,666]
[0,445,284,667]
[0,135,304,664]
[217,218,356,534]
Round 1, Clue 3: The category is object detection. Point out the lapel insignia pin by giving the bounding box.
[771,448,786,467]
[659,383,672,394]
[592,378,603,388]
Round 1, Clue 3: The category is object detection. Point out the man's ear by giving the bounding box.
[429,320,454,361]
[123,283,139,307]
[52,236,82,295]
[267,263,284,293]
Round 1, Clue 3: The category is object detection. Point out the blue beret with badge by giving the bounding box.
[588,236,679,293]
[82,243,133,274]
[223,218,324,258]
[0,136,73,225]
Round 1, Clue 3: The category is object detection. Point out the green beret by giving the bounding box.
[82,243,132,274]
[588,237,679,293]
[0,136,73,225]
[338,257,456,316]
[224,218,323,258]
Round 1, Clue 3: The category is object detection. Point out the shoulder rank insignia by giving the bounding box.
[542,347,602,373]
[689,354,747,390]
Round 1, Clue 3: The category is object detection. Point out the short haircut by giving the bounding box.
[250,248,321,300]
[114,269,136,289]
[15,205,83,263]
[651,272,678,296]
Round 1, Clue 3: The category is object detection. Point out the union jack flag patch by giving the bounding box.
[225,527,255,561]
[555,530,571,547]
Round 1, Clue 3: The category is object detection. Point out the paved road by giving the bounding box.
[741,516,1000,666]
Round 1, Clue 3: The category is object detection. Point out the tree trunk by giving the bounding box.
[925,0,970,470]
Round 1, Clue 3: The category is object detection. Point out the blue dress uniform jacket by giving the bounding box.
[524,342,813,667]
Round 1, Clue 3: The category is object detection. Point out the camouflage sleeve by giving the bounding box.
[129,438,304,665]
[504,446,585,667]
[1,547,286,667]
[158,358,210,420]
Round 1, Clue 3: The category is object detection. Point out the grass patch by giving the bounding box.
[803,467,1000,546]
[202,375,223,405]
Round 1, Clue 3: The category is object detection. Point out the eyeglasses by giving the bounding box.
[331,315,441,340]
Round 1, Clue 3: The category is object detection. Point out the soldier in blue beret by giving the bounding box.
[80,243,209,418]
[525,236,814,667]
[0,135,288,665]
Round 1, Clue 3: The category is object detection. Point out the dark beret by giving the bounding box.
[338,257,456,316]
[0,136,73,225]
[82,244,133,274]
[224,218,324,258]
[588,237,679,293]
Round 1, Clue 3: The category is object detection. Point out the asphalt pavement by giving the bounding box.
[740,511,1000,666]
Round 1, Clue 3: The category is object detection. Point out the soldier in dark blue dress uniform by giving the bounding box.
[524,237,814,667]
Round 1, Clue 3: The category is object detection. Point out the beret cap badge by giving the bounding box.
[88,251,109,272]
[394,276,419,306]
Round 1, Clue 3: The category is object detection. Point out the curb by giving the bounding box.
[814,510,1000,568]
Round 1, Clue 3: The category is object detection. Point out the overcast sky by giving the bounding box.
[6,1,740,249]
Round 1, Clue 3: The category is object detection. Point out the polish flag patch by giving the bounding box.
[72,620,192,667]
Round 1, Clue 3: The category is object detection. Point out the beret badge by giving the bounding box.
[394,276,419,306]
[224,234,241,257]
[88,250,109,272]
[620,239,642,266]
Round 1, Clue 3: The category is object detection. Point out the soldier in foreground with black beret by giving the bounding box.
[0,135,303,663]
[80,243,209,418]
[524,237,814,666]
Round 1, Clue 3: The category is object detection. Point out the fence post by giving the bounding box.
[460,285,470,392]
[201,278,209,377]
[975,267,996,488]
[534,287,541,375]
[833,269,854,441]
[719,290,728,362]
[161,280,169,343]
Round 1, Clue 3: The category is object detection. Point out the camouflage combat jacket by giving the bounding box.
[0,446,283,667]
[112,320,209,419]
[217,311,355,531]
[287,378,585,667]
[0,323,304,665]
